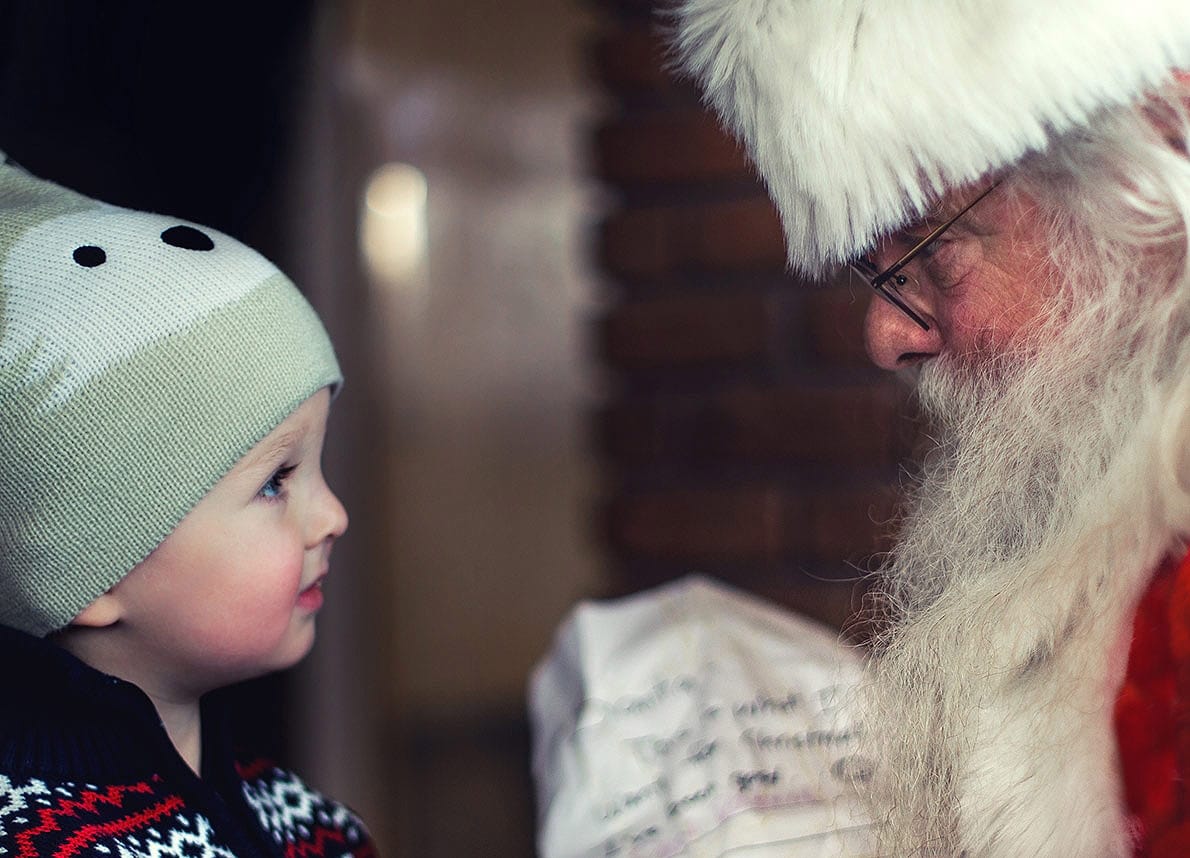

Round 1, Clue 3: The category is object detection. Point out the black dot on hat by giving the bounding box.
[72,245,107,267]
[161,225,214,251]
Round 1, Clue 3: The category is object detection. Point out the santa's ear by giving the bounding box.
[70,592,123,629]
[1143,71,1190,153]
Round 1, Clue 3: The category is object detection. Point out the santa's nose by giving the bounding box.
[863,292,942,369]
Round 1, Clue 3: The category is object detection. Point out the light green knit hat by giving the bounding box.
[0,154,342,636]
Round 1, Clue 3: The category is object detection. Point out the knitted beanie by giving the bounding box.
[0,154,342,636]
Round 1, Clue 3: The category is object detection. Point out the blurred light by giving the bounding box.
[360,162,428,284]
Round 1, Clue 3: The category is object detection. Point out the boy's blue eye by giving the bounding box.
[260,466,296,500]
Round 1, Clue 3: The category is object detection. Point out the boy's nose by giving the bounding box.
[311,479,349,547]
[863,292,943,369]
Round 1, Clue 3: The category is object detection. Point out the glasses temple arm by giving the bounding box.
[873,181,1001,287]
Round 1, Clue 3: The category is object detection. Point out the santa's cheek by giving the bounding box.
[940,298,1023,358]
[937,311,989,356]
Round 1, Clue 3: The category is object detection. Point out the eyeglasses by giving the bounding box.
[847,182,1000,331]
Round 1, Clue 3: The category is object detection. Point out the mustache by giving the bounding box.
[909,344,1038,427]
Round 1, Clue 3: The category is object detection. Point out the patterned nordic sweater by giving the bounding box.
[0,625,376,857]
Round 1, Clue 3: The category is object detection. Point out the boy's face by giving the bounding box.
[98,389,348,697]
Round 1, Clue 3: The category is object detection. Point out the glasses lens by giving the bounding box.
[845,261,929,331]
[883,268,918,297]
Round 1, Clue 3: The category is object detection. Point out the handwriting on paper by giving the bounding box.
[574,669,867,857]
[531,576,875,858]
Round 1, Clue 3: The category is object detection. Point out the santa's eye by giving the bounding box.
[921,239,980,291]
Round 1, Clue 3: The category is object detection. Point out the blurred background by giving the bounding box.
[0,1,908,854]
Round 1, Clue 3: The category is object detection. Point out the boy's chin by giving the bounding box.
[199,623,320,693]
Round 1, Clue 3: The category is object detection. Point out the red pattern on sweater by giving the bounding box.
[54,796,187,858]
[11,778,183,858]
[1115,548,1190,856]
[0,763,374,857]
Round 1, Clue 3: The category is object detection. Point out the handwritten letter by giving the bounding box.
[531,576,875,858]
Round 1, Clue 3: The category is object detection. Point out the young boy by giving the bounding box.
[0,154,375,856]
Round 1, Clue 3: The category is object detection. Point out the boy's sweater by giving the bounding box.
[0,625,375,857]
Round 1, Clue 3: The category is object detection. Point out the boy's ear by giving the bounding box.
[70,592,123,628]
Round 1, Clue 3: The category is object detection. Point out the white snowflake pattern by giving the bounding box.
[108,810,236,858]
[240,767,365,848]
[0,774,52,840]
[0,776,236,858]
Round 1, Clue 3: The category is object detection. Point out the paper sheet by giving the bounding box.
[530,576,875,858]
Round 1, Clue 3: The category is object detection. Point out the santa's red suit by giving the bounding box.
[1116,548,1190,855]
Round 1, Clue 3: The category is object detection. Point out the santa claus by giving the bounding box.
[671,1,1190,855]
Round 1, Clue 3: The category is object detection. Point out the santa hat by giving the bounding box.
[670,0,1190,275]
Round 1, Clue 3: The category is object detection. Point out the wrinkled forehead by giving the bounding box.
[858,175,1007,253]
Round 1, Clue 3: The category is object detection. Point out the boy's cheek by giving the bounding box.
[177,597,314,675]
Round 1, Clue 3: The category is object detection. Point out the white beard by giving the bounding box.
[858,282,1190,856]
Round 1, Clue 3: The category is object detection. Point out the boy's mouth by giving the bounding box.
[297,576,326,610]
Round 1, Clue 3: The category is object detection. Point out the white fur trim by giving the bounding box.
[671,0,1190,274]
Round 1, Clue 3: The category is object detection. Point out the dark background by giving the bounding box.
[0,0,317,761]
[0,2,313,256]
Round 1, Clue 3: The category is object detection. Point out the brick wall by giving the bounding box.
[591,0,912,633]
